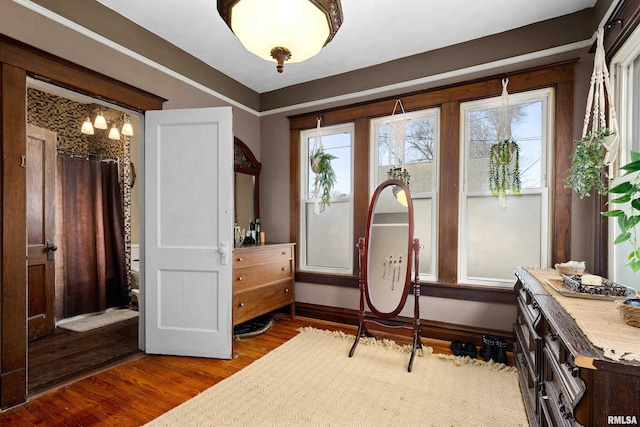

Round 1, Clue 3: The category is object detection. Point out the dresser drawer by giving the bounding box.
[233,281,294,325]
[234,260,292,292]
[233,245,292,267]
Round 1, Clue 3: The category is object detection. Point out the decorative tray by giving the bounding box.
[546,276,637,301]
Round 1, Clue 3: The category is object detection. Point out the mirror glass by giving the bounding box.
[234,173,255,230]
[366,182,411,314]
[233,137,260,233]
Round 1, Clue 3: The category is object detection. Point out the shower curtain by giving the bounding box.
[55,154,128,320]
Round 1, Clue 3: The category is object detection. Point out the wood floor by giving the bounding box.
[2,316,490,426]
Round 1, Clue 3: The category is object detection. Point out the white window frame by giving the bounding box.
[370,108,440,282]
[299,122,354,274]
[459,88,554,286]
[608,24,640,286]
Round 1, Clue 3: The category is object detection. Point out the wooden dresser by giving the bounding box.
[232,243,295,326]
[513,267,640,426]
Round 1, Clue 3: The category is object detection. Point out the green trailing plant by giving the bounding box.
[310,148,337,212]
[489,138,521,197]
[564,127,615,198]
[386,166,410,186]
[601,150,640,273]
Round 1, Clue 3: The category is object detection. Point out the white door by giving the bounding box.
[144,107,233,358]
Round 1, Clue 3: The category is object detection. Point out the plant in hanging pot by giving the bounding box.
[310,148,337,212]
[564,127,615,198]
[386,166,411,186]
[601,150,640,273]
[489,138,521,198]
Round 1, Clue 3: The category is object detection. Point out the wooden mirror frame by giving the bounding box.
[349,179,422,371]
[234,137,261,222]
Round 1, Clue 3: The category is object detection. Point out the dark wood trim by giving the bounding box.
[0,35,165,409]
[290,62,575,292]
[438,101,460,284]
[553,79,574,265]
[0,35,165,112]
[1,63,28,409]
[352,118,370,274]
[295,302,515,351]
[602,0,640,61]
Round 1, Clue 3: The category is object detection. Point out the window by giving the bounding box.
[609,25,640,286]
[460,89,553,286]
[371,109,439,281]
[299,123,354,273]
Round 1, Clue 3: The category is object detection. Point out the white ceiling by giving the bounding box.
[96,0,596,94]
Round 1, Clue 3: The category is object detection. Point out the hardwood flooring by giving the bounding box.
[28,317,140,395]
[2,316,500,426]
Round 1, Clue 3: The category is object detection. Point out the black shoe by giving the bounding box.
[494,337,508,364]
[479,335,496,361]
[450,339,466,357]
[464,342,477,359]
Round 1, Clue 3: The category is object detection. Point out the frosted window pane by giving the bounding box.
[466,194,542,280]
[305,201,351,269]
[413,198,432,275]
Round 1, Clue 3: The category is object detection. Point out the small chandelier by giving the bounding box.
[217,0,343,73]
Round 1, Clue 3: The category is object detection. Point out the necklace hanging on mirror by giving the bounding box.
[383,256,389,279]
[397,255,403,283]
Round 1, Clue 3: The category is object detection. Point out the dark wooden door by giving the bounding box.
[27,125,56,342]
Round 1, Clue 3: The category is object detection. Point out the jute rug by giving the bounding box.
[57,308,138,332]
[144,327,527,427]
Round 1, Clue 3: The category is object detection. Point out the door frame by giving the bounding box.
[0,34,164,408]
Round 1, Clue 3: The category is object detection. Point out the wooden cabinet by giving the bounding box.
[514,268,640,426]
[232,243,295,326]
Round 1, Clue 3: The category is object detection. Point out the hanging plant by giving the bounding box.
[386,166,410,186]
[310,116,338,214]
[489,138,521,198]
[601,150,640,273]
[564,127,614,198]
[310,147,337,213]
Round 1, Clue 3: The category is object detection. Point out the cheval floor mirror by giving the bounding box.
[349,179,422,372]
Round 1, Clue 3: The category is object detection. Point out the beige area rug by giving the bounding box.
[57,308,138,332]
[144,327,528,427]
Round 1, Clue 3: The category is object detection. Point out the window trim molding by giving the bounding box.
[290,61,575,290]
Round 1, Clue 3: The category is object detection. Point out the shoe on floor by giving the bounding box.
[479,335,496,361]
[450,339,466,357]
[494,336,508,364]
[464,342,477,359]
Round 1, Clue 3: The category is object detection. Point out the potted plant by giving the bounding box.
[564,127,615,198]
[310,148,337,212]
[602,150,640,273]
[489,138,521,198]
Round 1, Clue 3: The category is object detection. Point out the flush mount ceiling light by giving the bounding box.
[217,0,343,73]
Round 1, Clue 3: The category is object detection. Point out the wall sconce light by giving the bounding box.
[94,110,108,129]
[121,115,134,136]
[217,0,343,73]
[81,111,134,139]
[81,116,94,135]
[108,123,121,140]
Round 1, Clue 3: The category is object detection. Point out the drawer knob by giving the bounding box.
[238,276,243,281]
[239,302,244,307]
[237,257,243,262]
[282,267,287,271]
[284,288,289,293]
[565,363,580,377]
[282,251,287,255]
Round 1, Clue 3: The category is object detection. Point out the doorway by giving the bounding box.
[26,79,142,395]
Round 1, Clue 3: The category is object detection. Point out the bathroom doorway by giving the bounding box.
[26,79,142,395]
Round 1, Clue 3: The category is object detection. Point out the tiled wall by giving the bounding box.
[27,88,134,284]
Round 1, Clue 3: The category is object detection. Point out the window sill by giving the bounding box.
[295,272,517,305]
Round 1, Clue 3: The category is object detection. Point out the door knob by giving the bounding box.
[47,241,57,261]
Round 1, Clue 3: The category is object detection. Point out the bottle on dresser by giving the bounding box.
[255,218,261,244]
